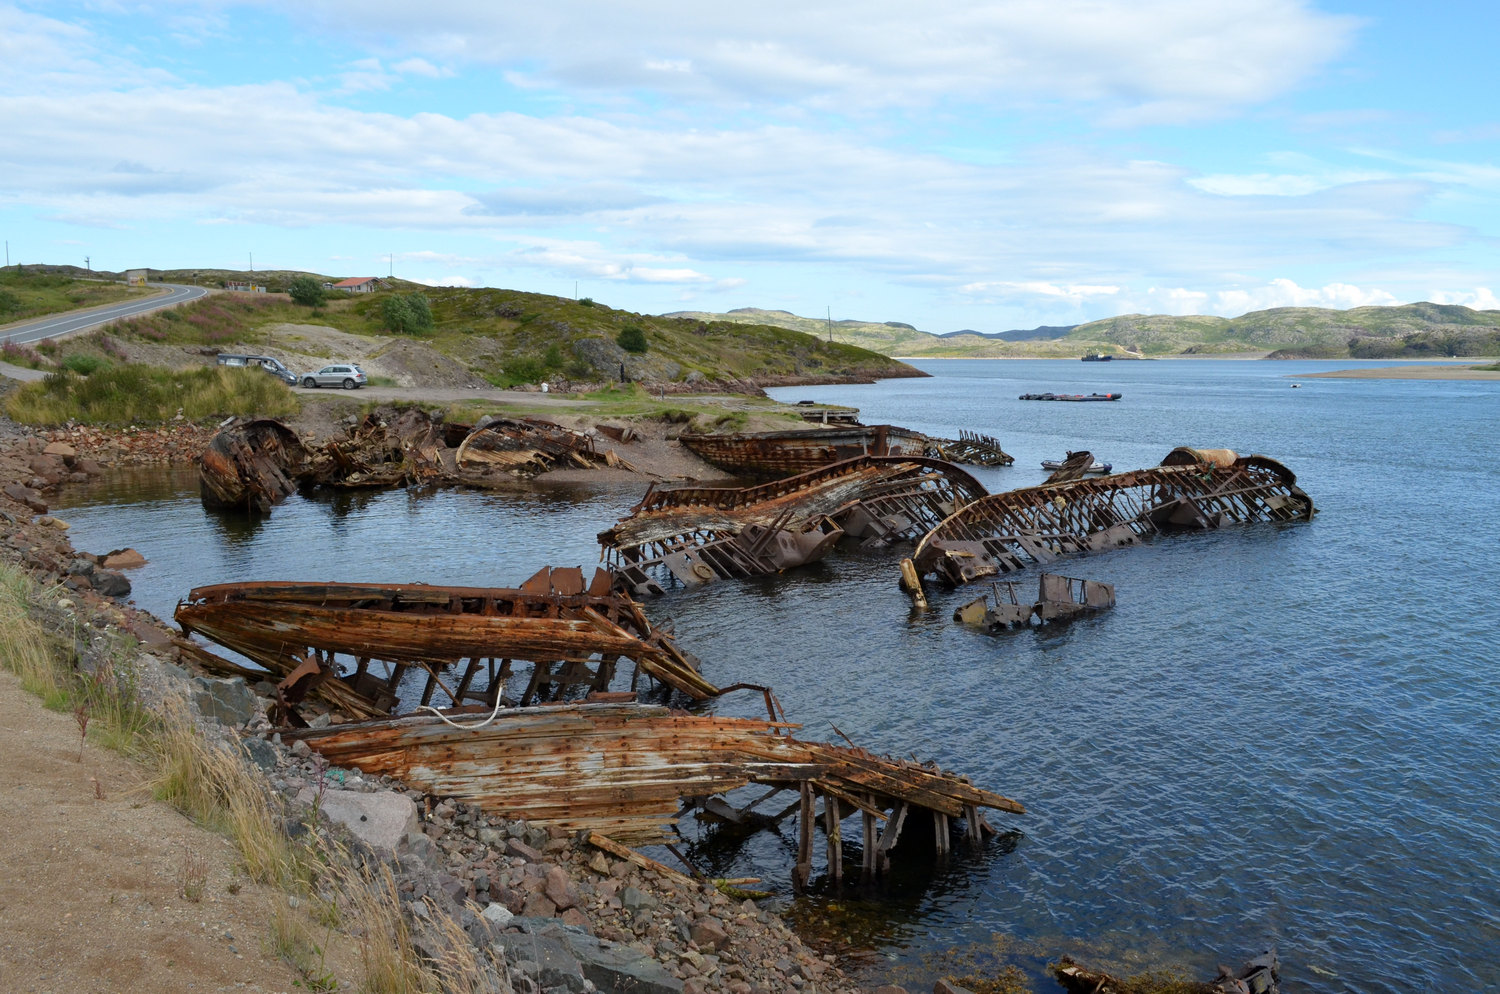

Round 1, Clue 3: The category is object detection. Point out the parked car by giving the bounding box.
[215,353,298,385]
[301,363,368,389]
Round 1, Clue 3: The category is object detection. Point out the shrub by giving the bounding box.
[578,297,595,307]
[60,354,109,375]
[288,275,326,307]
[616,325,648,353]
[4,365,299,425]
[0,288,20,314]
[382,292,434,335]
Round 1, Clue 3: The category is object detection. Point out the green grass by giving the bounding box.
[4,364,300,425]
[0,269,146,324]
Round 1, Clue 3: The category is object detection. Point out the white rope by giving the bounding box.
[416,691,506,731]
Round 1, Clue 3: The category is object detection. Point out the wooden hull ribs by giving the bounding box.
[282,701,1024,881]
[679,424,1012,478]
[909,448,1314,588]
[174,567,719,723]
[599,455,990,596]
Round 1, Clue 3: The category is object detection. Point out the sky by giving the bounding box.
[3,1,1499,332]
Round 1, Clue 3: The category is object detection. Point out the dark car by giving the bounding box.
[215,353,298,385]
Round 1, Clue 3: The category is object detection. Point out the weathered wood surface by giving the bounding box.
[283,701,1023,848]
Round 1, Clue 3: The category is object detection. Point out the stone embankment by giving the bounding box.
[0,414,951,994]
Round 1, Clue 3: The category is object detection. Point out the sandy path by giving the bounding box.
[0,669,304,993]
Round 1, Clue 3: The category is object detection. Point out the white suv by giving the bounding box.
[301,364,368,389]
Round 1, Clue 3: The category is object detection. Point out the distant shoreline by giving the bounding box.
[1302,364,1500,381]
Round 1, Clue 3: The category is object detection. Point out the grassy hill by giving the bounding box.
[72,278,920,388]
[671,303,1500,359]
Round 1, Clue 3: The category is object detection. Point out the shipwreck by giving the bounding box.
[909,447,1314,588]
[175,566,719,722]
[198,411,629,514]
[953,572,1116,630]
[198,417,309,514]
[280,700,1024,883]
[599,455,990,596]
[678,424,929,478]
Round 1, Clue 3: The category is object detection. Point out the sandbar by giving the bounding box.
[1303,364,1500,381]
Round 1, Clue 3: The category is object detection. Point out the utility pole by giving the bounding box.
[249,252,254,273]
[389,253,393,278]
[827,306,833,343]
[84,256,90,272]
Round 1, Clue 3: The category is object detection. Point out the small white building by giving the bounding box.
[327,277,388,294]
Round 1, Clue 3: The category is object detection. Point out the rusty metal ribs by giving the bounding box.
[913,449,1314,586]
[599,456,990,595]
[924,429,1015,467]
[174,566,719,722]
[677,424,929,478]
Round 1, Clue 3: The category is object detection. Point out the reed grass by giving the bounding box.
[3,364,300,425]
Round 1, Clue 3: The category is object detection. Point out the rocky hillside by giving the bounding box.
[64,280,922,390]
[671,303,1500,359]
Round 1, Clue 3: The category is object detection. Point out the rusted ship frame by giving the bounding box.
[924,429,1015,467]
[678,425,928,478]
[912,448,1314,587]
[600,456,989,595]
[280,701,1024,882]
[198,418,308,514]
[175,567,719,722]
[953,573,1116,629]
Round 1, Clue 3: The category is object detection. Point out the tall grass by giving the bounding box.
[3,364,300,425]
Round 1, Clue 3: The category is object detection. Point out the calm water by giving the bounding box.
[52,360,1500,992]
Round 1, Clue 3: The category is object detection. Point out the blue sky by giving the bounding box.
[3,1,1498,332]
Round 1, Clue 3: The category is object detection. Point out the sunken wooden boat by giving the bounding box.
[175,566,719,722]
[600,455,989,595]
[909,447,1315,587]
[678,424,929,478]
[198,417,308,514]
[281,699,1024,879]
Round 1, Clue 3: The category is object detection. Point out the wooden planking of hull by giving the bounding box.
[910,448,1315,586]
[600,455,990,594]
[175,567,720,720]
[198,418,308,514]
[281,701,1023,851]
[679,425,929,478]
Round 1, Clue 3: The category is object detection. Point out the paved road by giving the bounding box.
[0,282,209,346]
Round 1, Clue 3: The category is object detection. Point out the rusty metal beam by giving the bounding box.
[912,449,1314,586]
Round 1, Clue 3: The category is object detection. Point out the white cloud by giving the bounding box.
[193,0,1358,120]
[414,274,475,287]
[959,281,1121,302]
[1430,287,1500,311]
[1189,279,1400,315]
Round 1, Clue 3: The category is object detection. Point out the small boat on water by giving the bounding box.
[1081,352,1113,362]
[1019,392,1122,402]
[1041,457,1111,474]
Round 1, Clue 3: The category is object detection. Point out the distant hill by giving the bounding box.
[666,304,1500,359]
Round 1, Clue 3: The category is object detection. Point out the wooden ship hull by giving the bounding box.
[175,567,719,721]
[600,455,990,595]
[679,425,929,478]
[282,700,1024,881]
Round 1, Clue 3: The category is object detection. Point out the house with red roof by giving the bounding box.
[325,277,389,294]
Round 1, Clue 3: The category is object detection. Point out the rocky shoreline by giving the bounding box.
[0,414,937,994]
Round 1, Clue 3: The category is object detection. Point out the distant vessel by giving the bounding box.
[1081,353,1113,362]
[1019,392,1123,402]
[1041,457,1111,474]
